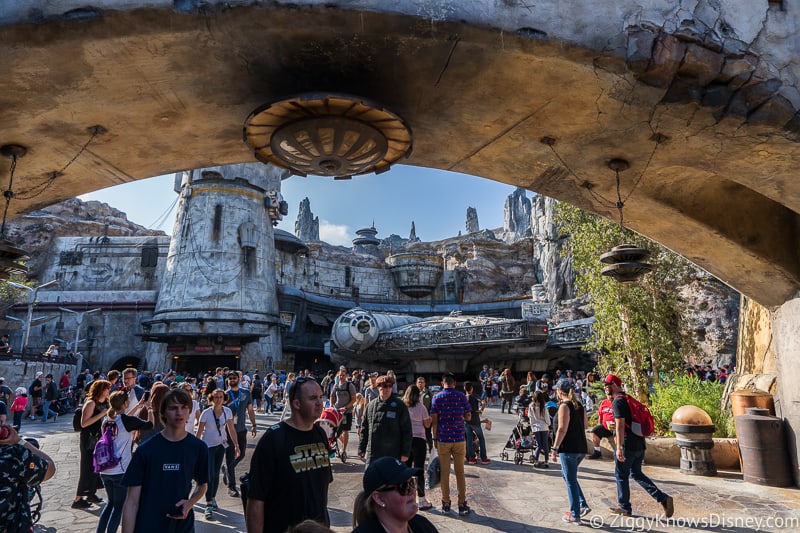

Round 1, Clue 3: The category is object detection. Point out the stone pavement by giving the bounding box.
[23,406,800,533]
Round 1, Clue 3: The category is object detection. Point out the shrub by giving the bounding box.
[648,375,734,438]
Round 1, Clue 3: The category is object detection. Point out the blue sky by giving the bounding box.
[80,165,522,246]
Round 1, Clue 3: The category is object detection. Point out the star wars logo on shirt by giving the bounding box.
[289,443,330,473]
[163,463,181,471]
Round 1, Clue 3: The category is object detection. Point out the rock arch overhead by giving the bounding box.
[1,1,800,306]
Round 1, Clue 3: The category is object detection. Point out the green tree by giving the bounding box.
[555,204,702,403]
[0,271,33,310]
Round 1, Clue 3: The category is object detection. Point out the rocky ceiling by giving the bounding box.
[0,4,799,306]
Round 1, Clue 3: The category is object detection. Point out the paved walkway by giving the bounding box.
[22,406,800,532]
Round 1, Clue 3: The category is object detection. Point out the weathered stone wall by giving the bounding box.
[0,361,76,392]
[771,296,800,486]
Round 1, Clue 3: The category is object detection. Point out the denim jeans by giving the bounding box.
[224,430,247,489]
[533,430,550,463]
[264,395,274,413]
[614,448,667,512]
[465,423,488,460]
[558,453,588,519]
[206,444,226,502]
[98,473,126,532]
[41,398,58,422]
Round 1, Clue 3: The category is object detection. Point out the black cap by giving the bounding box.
[363,457,421,495]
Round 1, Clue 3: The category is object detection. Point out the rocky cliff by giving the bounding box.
[294,197,319,242]
[4,198,164,279]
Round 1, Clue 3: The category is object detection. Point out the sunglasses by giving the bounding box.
[377,478,416,496]
[378,383,392,389]
[289,376,317,402]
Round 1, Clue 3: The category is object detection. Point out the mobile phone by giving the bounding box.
[167,504,184,519]
[142,390,151,401]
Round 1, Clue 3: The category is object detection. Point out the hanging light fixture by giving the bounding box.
[598,158,653,283]
[0,144,30,280]
[243,93,413,180]
[541,135,664,284]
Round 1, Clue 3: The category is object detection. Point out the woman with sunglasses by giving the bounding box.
[196,389,239,520]
[550,380,591,524]
[352,456,438,533]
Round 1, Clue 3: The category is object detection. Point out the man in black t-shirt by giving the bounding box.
[464,382,489,464]
[246,377,332,533]
[329,367,357,453]
[605,374,674,518]
[121,388,209,533]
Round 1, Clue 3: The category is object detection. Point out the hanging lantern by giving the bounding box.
[600,243,653,282]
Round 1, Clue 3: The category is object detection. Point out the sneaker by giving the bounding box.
[587,450,602,459]
[458,502,471,516]
[204,505,213,520]
[210,499,218,510]
[228,488,240,498]
[562,512,580,524]
[86,494,104,504]
[480,458,491,465]
[580,506,592,517]
[467,457,478,464]
[71,499,91,509]
[441,502,451,513]
[418,500,433,510]
[661,496,674,518]
[609,506,632,517]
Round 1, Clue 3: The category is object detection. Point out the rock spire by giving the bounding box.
[502,187,532,242]
[466,207,479,233]
[294,197,319,241]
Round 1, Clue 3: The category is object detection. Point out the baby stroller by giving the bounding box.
[316,407,347,463]
[500,408,535,464]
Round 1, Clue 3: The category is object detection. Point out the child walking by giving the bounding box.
[11,387,28,431]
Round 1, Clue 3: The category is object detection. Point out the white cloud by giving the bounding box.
[319,221,352,246]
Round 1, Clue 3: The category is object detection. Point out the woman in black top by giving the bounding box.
[352,457,438,533]
[550,380,590,524]
[73,379,111,509]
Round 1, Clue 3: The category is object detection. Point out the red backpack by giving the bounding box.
[625,395,655,437]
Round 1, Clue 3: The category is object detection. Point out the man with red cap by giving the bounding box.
[604,373,674,518]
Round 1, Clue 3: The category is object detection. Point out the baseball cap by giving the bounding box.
[557,380,573,393]
[604,374,622,387]
[35,371,43,377]
[363,456,421,495]
[0,377,4,382]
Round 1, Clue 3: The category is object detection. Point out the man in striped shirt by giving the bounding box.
[430,373,472,517]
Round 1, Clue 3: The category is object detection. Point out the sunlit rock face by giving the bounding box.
[501,188,532,243]
[294,197,319,242]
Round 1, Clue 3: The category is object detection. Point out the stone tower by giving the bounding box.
[144,163,288,374]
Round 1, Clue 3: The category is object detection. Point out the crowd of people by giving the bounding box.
[0,362,689,532]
